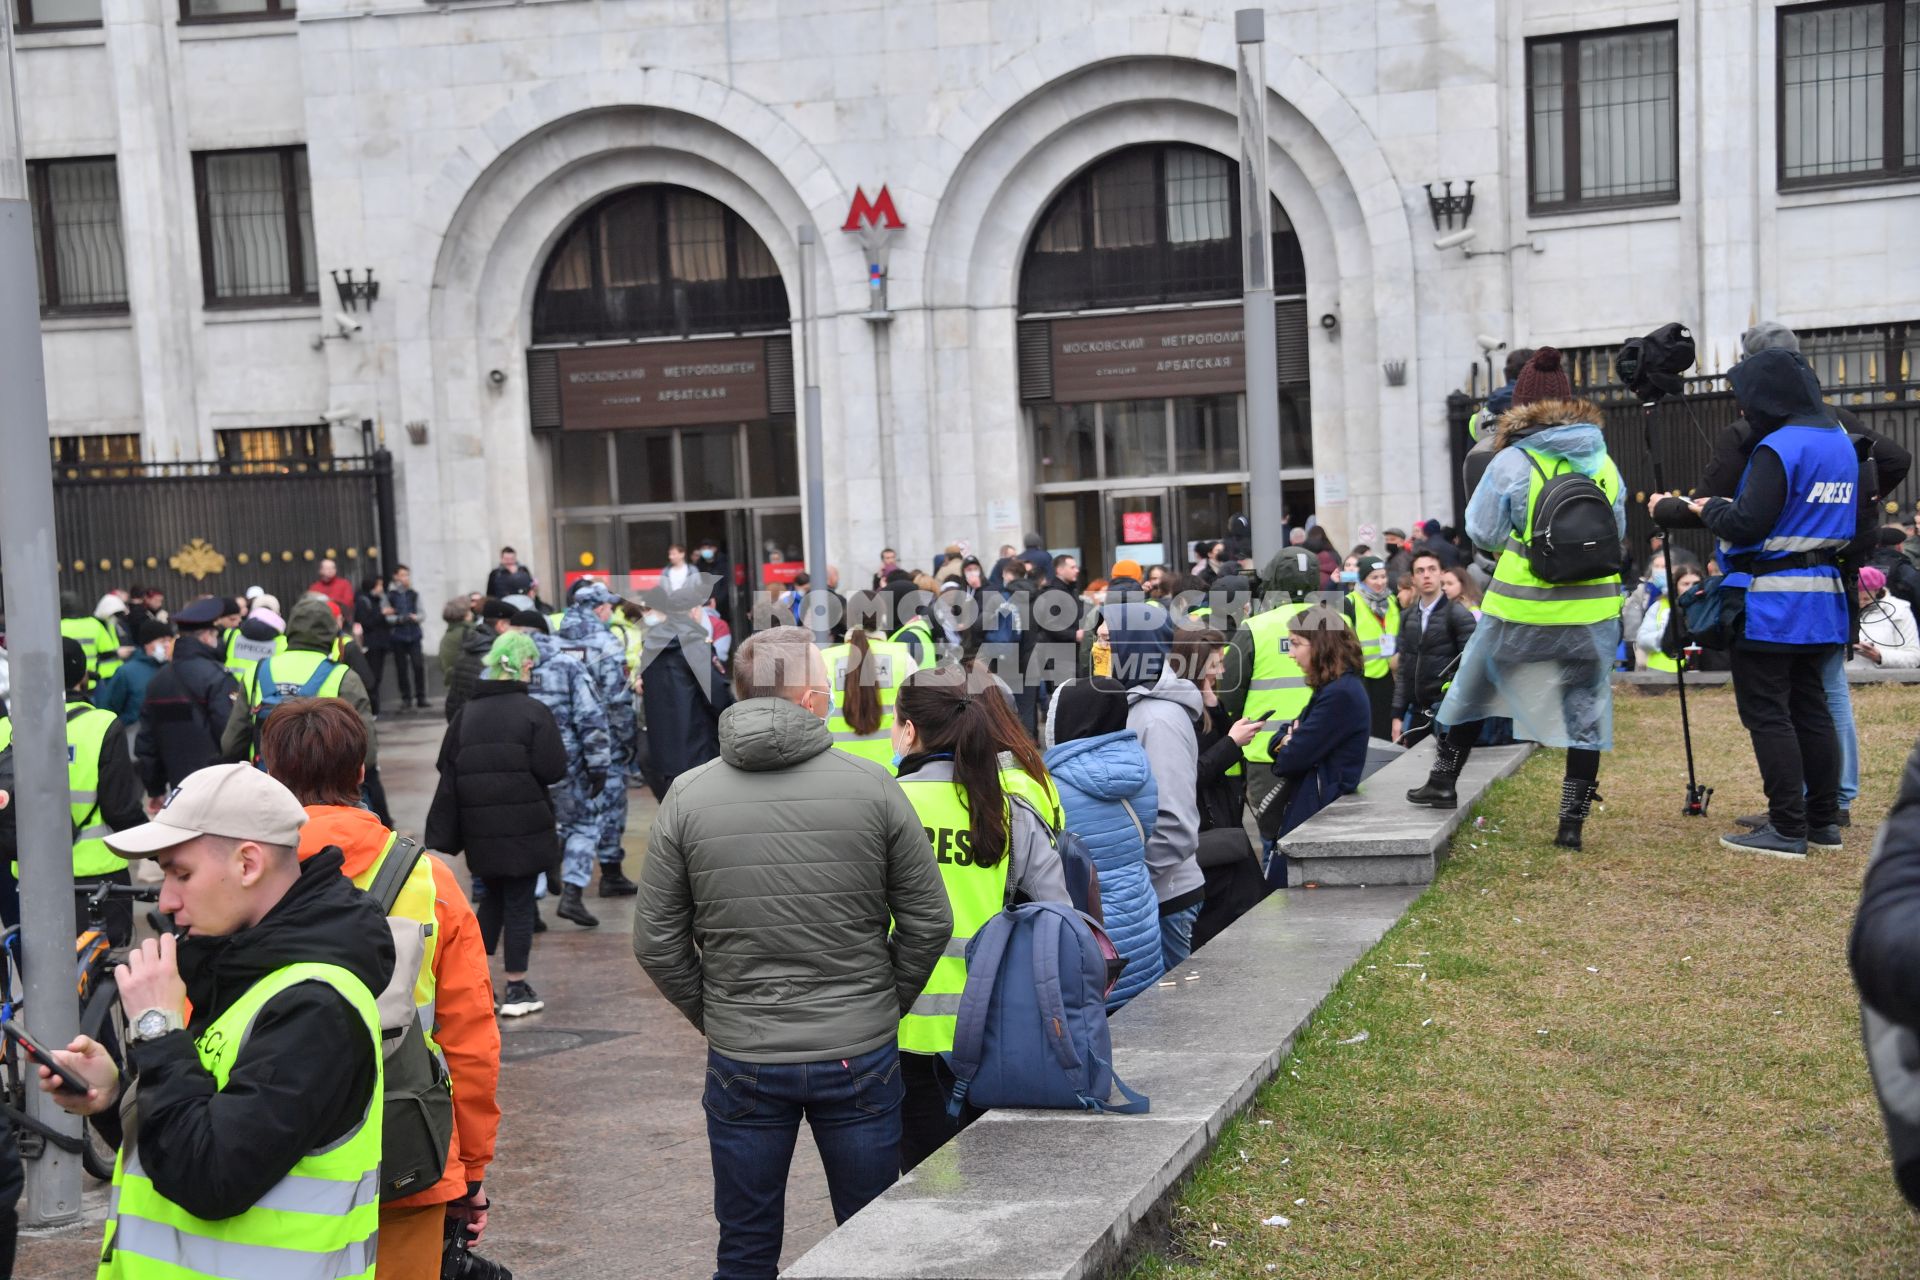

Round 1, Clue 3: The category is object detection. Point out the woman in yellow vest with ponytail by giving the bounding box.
[890,667,1070,1171]
[820,625,918,773]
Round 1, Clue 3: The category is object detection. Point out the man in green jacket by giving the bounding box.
[634,626,952,1280]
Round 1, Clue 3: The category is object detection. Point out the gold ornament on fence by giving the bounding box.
[168,537,227,581]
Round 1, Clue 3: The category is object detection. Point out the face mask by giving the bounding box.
[699,549,714,560]
[890,752,905,769]
[1339,570,1359,584]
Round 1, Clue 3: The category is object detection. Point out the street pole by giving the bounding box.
[797,224,831,646]
[1237,8,1283,569]
[0,24,86,1226]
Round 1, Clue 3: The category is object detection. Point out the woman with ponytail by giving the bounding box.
[892,666,1070,1170]
[819,594,919,773]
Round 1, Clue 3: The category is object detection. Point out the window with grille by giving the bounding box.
[1779,1,1920,187]
[531,186,791,343]
[1799,322,1920,402]
[180,0,292,23]
[216,426,335,474]
[1527,25,1679,212]
[12,0,101,29]
[50,434,140,476]
[1018,144,1307,314]
[28,157,128,315]
[194,147,317,306]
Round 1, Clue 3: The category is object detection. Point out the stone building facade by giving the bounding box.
[17,0,1920,604]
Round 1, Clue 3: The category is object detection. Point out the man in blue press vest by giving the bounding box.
[1652,348,1856,859]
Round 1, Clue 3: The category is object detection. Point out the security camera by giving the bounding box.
[1434,228,1478,251]
[320,407,355,425]
[333,312,363,336]
[1476,334,1506,353]
[488,369,508,386]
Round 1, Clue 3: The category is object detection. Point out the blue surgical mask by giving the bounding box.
[699,548,715,560]
[890,753,905,769]
[1339,570,1359,584]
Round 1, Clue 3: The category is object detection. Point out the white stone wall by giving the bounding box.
[16,0,1920,604]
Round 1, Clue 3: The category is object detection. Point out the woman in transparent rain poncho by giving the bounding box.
[1403,348,1626,850]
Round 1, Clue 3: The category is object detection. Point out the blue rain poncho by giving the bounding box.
[1436,416,1626,750]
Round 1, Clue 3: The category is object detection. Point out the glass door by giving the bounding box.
[556,518,614,599]
[1106,488,1169,572]
[620,517,678,593]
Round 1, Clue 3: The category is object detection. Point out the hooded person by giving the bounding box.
[1042,677,1163,1009]
[221,597,378,769]
[1409,346,1624,851]
[639,570,731,803]
[1105,597,1206,968]
[62,589,128,685]
[1019,531,1054,584]
[447,598,517,722]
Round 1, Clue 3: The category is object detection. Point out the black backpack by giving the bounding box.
[1522,451,1622,584]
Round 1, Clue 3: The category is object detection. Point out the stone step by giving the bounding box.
[1278,738,1534,886]
[780,885,1420,1280]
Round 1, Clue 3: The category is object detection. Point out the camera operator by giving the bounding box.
[1852,733,1920,1209]
[1656,322,1909,834]
[1650,347,1856,858]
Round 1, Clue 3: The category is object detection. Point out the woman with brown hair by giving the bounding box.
[820,598,920,774]
[891,665,1069,1171]
[1261,606,1371,885]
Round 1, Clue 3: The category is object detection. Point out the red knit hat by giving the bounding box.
[1511,346,1573,407]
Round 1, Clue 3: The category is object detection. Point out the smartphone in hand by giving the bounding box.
[4,1020,91,1095]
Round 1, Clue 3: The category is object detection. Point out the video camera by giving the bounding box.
[1613,322,1696,403]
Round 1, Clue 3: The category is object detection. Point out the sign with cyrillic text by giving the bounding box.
[556,338,769,430]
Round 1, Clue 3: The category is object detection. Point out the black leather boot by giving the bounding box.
[1555,777,1599,850]
[557,884,600,927]
[1406,740,1470,808]
[597,862,640,897]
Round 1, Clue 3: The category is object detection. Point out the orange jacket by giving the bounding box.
[299,805,501,1206]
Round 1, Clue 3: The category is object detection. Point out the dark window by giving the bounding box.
[1779,1,1920,187]
[28,157,128,315]
[179,0,292,23]
[615,430,676,505]
[216,426,333,475]
[1173,395,1242,473]
[1031,403,1096,483]
[193,147,316,307]
[1019,144,1306,314]
[13,0,101,29]
[1527,24,1679,212]
[50,433,139,477]
[531,186,790,343]
[1799,322,1920,401]
[744,420,800,498]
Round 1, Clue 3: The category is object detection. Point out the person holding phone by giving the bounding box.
[1264,607,1372,887]
[37,764,394,1280]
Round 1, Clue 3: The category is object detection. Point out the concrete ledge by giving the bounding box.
[1615,667,1920,688]
[780,886,1421,1280]
[1278,739,1535,886]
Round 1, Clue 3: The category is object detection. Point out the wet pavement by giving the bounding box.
[18,704,834,1279]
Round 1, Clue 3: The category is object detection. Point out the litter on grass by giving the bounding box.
[1421,1018,1434,1026]
[1257,1119,1274,1127]
[1586,966,1599,973]
[1294,1198,1307,1206]
[1336,1031,1369,1045]
[1261,1215,1291,1228]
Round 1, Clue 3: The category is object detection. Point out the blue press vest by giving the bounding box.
[1718,423,1854,646]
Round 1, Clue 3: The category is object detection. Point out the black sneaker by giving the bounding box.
[1807,825,1844,853]
[499,980,544,1018]
[1733,812,1768,832]
[1721,824,1808,860]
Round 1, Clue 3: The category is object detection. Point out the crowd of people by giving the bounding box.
[1,317,1918,1277]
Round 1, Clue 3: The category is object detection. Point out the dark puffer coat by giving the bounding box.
[426,680,568,876]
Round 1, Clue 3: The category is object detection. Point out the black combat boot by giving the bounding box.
[597,861,640,897]
[1555,777,1599,850]
[557,884,600,928]
[1406,739,1470,809]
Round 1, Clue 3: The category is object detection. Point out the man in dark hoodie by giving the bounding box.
[1652,347,1856,859]
[41,764,393,1277]
[220,597,378,769]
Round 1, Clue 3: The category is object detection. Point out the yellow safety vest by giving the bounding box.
[240,651,351,762]
[62,617,124,682]
[99,961,383,1280]
[1347,590,1400,679]
[896,778,1010,1055]
[889,618,936,669]
[222,628,287,683]
[1483,449,1625,627]
[821,638,916,772]
[998,757,1062,831]
[0,703,128,879]
[1643,599,1680,673]
[1239,603,1311,764]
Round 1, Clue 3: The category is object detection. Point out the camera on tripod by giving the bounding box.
[1613,322,1695,403]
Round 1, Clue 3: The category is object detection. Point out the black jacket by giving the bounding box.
[1852,737,1920,1208]
[135,634,239,796]
[426,680,568,877]
[1193,701,1245,833]
[1392,595,1477,714]
[1869,545,1920,616]
[443,625,496,723]
[485,565,534,600]
[354,591,390,653]
[107,848,393,1220]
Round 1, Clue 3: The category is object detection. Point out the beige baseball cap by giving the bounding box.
[107,764,308,858]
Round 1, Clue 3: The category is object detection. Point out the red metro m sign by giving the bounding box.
[841,186,905,232]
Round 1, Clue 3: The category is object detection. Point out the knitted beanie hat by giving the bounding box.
[1511,346,1573,407]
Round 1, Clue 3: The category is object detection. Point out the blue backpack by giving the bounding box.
[249,655,339,765]
[943,901,1150,1117]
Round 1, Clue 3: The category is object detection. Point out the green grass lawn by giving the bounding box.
[1127,684,1920,1279]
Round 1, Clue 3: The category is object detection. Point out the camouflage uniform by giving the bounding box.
[527,631,611,889]
[557,591,637,867]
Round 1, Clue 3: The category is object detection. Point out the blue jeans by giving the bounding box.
[1817,646,1859,807]
[1160,903,1202,970]
[704,1043,903,1280]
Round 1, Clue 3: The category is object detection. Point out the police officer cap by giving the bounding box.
[63,638,89,689]
[174,597,225,628]
[512,610,549,633]
[479,598,518,623]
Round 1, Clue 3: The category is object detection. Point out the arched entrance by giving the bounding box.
[1016,143,1313,578]
[527,184,800,624]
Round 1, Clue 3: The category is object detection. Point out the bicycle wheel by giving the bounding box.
[78,978,124,1182]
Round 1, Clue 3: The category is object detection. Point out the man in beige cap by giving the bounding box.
[39,764,394,1278]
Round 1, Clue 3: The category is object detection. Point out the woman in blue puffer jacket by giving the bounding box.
[1044,676,1163,1010]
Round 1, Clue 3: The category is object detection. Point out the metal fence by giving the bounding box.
[2,451,396,620]
[1447,375,1920,568]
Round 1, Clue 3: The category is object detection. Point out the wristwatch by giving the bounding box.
[131,1009,182,1043]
